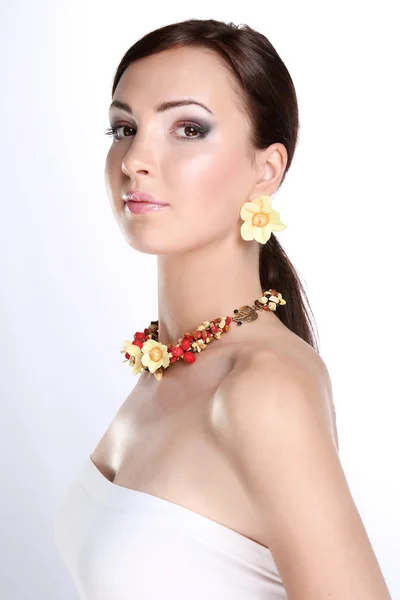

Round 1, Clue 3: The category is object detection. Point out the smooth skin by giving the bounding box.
[215,350,392,599]
[104,45,392,599]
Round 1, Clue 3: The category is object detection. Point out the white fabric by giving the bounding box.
[54,457,287,599]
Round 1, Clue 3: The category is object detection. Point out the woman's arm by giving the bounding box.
[214,351,392,599]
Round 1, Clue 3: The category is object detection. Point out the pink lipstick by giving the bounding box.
[123,190,168,214]
[125,201,167,214]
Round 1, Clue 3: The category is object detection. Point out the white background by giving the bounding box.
[1,1,399,598]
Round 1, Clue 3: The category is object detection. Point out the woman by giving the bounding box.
[55,18,392,599]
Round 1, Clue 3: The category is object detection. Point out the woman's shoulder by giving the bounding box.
[212,324,388,600]
[228,313,329,388]
[214,319,339,450]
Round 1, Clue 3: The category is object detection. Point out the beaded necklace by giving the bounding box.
[121,288,286,380]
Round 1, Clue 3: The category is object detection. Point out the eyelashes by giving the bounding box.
[105,121,211,142]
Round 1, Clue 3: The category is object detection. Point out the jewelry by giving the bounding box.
[121,289,287,380]
[120,194,287,381]
[240,194,287,243]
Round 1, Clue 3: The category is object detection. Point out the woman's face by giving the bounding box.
[105,45,260,254]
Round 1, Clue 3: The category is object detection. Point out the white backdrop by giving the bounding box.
[1,1,399,598]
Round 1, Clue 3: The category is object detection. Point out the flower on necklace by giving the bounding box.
[121,340,143,376]
[140,339,170,374]
[240,195,287,244]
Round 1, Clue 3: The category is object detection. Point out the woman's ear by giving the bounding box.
[253,143,288,195]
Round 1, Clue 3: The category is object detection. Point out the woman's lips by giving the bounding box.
[125,200,168,214]
[122,190,167,205]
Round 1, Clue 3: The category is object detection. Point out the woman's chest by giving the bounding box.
[89,357,267,548]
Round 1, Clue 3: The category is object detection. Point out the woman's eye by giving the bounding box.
[105,121,209,142]
[174,122,208,140]
[105,125,136,141]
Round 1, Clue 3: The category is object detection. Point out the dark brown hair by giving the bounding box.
[111,18,320,352]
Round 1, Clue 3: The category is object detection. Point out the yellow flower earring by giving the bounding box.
[240,194,287,244]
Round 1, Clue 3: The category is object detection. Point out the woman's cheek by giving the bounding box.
[202,149,249,212]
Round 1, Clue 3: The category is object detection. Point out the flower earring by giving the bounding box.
[239,194,287,244]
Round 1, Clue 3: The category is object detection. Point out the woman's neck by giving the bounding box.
[156,235,265,346]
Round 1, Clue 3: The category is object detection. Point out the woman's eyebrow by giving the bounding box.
[109,98,214,115]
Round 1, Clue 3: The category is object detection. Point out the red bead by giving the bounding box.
[171,346,184,357]
[125,352,130,359]
[134,331,146,340]
[144,328,150,335]
[226,316,232,325]
[170,356,178,363]
[132,340,143,349]
[184,334,194,342]
[210,325,219,334]
[180,338,191,351]
[183,351,196,364]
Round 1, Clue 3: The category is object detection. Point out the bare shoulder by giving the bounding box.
[215,325,339,451]
[211,333,391,599]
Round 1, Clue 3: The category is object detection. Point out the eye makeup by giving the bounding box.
[105,118,212,142]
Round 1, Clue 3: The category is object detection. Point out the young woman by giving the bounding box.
[55,18,392,600]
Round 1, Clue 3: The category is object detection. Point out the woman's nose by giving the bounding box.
[121,133,156,177]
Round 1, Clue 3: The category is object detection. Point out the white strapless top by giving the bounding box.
[54,457,287,599]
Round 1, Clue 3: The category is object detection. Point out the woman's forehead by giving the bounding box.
[114,47,240,116]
